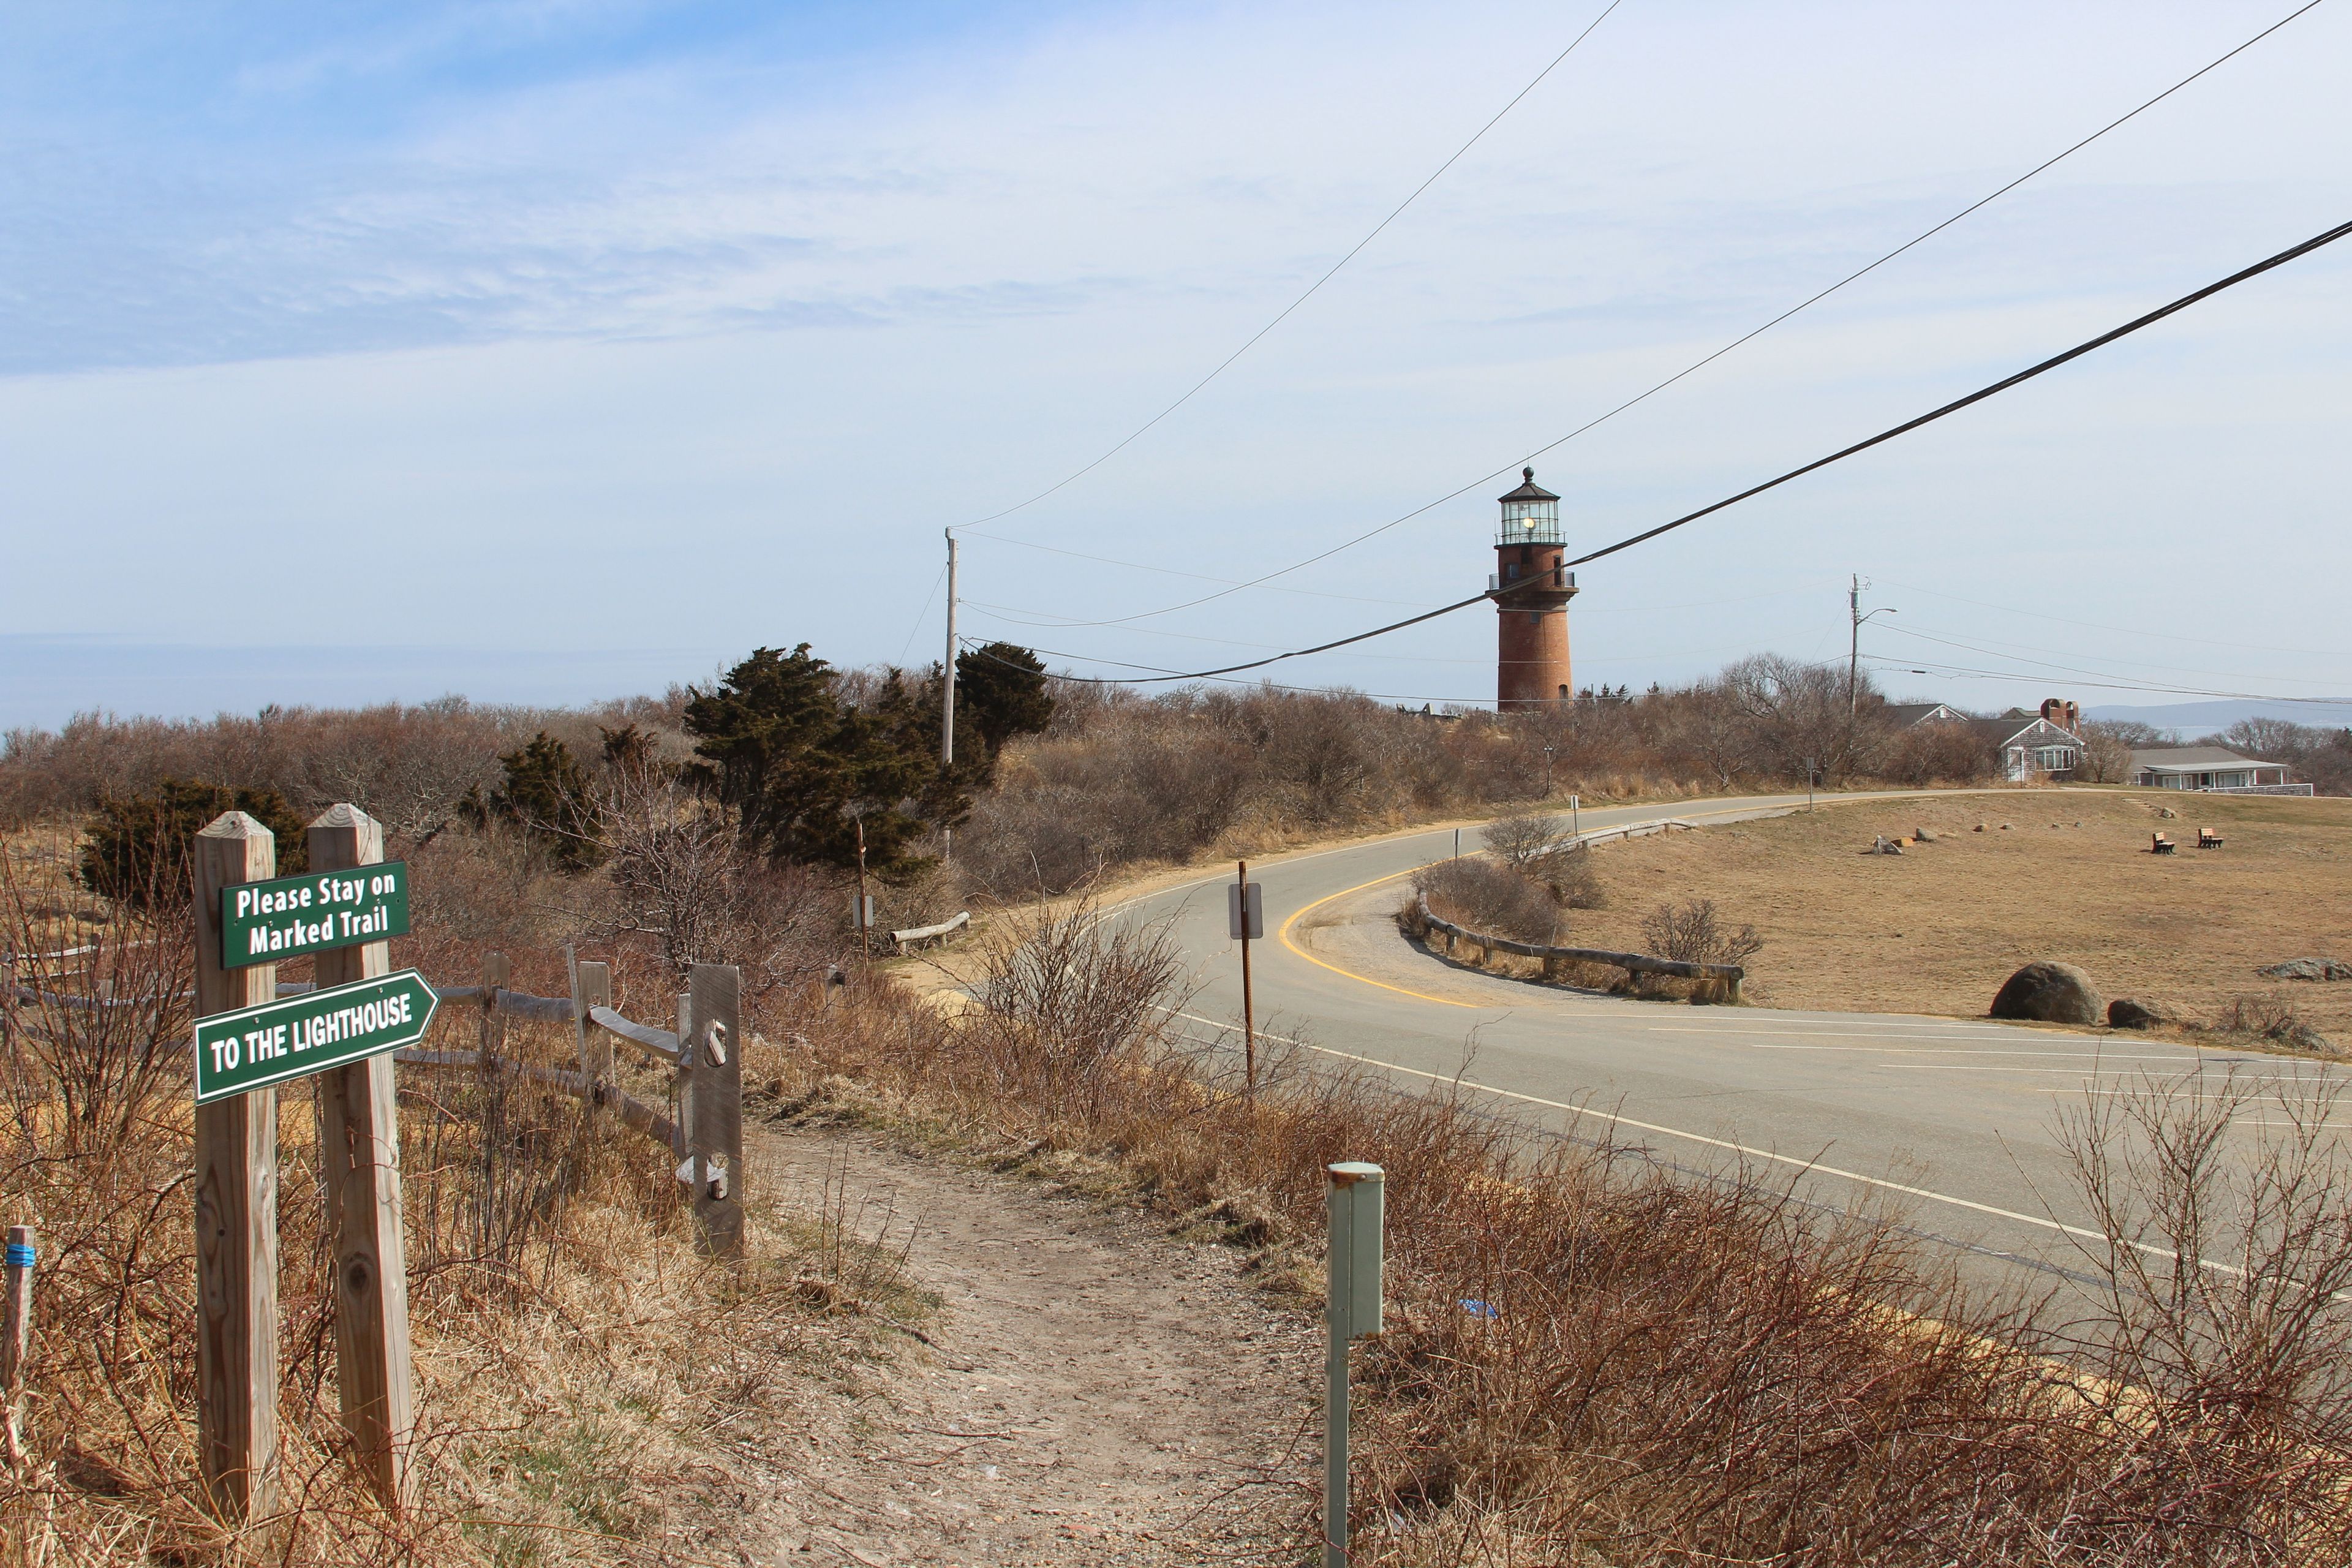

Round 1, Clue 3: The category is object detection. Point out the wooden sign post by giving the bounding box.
[308,805,415,1508]
[191,805,425,1520]
[192,812,281,1522]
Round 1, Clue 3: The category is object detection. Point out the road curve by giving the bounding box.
[1118,791,2337,1301]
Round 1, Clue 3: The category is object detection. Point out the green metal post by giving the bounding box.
[1326,1162,1384,1567]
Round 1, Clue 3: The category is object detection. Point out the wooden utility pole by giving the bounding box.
[941,530,959,768]
[1234,860,1258,1095]
[307,804,414,1510]
[192,812,281,1522]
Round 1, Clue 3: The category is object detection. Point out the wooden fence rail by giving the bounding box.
[1415,894,1744,1000]
[280,957,743,1255]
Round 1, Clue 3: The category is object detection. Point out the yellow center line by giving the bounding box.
[1275,866,1489,1009]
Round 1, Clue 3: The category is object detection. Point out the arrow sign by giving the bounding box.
[194,970,439,1104]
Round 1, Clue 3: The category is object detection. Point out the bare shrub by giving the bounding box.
[596,772,839,991]
[1481,810,1574,868]
[2054,1072,2352,1558]
[971,899,1190,1102]
[1883,715,1996,785]
[1414,856,1558,944]
[2215,994,2331,1051]
[1640,897,1763,967]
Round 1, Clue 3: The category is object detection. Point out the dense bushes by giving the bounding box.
[77,777,309,909]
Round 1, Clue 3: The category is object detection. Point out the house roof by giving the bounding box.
[1882,702,1964,728]
[2130,746,2276,771]
[1973,715,2082,747]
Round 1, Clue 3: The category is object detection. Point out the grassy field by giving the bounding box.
[1558,787,2352,1042]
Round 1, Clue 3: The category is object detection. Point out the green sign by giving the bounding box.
[221,862,410,969]
[194,970,439,1104]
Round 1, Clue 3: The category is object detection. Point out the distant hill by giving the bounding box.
[2083,699,2352,737]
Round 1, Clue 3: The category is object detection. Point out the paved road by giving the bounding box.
[1119,791,2340,1303]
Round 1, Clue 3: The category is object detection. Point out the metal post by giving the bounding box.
[941,529,959,767]
[854,815,871,958]
[1570,793,1580,843]
[1237,859,1256,1096]
[1453,827,1461,859]
[1806,758,1817,812]
[1325,1163,1385,1568]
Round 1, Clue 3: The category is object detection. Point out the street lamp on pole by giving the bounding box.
[1849,583,1896,718]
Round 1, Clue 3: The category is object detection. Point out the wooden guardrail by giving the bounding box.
[890,910,969,952]
[1415,893,1743,1000]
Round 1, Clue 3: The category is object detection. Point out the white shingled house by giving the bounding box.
[2129,747,2306,794]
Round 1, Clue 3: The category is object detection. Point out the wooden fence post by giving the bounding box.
[307,805,414,1510]
[569,952,612,1107]
[688,963,744,1257]
[192,812,280,1522]
[478,951,509,1079]
[2,1224,31,1467]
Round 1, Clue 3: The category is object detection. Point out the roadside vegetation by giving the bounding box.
[6,641,2351,1562]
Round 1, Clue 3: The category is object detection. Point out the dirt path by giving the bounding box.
[739,1123,1320,1566]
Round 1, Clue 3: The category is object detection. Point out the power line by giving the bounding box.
[1007,214,2352,685]
[1879,620,2350,691]
[962,0,1628,529]
[1862,656,2352,707]
[1562,214,2352,568]
[990,0,2329,628]
[1871,574,2349,659]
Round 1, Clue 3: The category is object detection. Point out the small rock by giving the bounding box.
[1915,827,1937,843]
[1991,962,2103,1025]
[2000,823,2013,831]
[1973,823,1987,833]
[2155,806,2178,819]
[2108,997,2178,1030]
[2258,958,2352,982]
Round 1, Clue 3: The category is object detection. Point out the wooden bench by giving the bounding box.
[2197,827,2224,848]
[2151,832,2176,855]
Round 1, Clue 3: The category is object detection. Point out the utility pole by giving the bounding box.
[1849,575,1893,718]
[941,530,959,766]
[1236,860,1257,1096]
[1848,574,1861,719]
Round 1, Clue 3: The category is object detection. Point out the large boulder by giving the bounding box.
[2257,957,2352,982]
[2108,997,2179,1030]
[1991,962,2103,1025]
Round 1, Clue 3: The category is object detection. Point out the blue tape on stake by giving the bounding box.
[4,1242,31,1269]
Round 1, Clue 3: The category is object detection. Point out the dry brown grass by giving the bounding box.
[0,839,913,1567]
[785,900,2352,1566]
[1555,789,2352,1041]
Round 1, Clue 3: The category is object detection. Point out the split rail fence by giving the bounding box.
[285,953,747,1256]
[1415,892,1744,1001]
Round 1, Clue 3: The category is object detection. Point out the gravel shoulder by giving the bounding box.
[735,1120,1319,1566]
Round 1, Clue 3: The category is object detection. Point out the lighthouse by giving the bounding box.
[1491,467,1577,709]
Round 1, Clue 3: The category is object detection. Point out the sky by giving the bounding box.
[5,0,2350,729]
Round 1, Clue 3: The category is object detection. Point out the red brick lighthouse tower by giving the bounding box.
[1492,467,1577,709]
